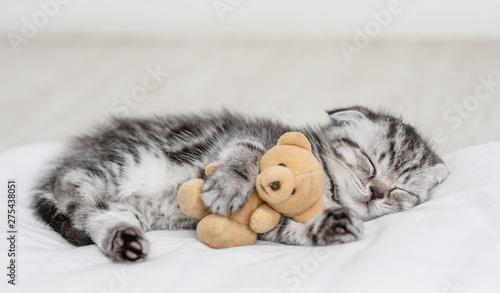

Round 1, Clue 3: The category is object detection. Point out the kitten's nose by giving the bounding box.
[370,186,384,200]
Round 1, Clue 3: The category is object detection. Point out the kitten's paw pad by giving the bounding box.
[110,227,149,263]
[310,207,363,246]
[202,167,253,215]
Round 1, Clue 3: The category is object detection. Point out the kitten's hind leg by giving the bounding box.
[74,202,149,263]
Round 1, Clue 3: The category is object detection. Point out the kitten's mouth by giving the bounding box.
[353,198,375,213]
[354,197,371,205]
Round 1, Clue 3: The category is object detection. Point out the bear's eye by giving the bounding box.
[279,163,286,167]
[291,188,296,195]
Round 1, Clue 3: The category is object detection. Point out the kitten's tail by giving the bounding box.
[33,188,94,247]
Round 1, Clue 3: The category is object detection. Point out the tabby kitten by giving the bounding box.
[33,106,447,262]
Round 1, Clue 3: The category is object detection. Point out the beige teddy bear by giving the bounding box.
[177,132,325,248]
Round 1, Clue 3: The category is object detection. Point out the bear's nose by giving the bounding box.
[269,181,281,191]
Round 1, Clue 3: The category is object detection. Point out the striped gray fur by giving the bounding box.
[33,106,447,262]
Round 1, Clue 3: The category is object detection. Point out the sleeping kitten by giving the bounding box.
[33,106,447,262]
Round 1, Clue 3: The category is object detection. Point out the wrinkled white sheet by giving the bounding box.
[1,142,499,293]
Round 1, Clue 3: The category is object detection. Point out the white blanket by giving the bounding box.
[1,142,499,293]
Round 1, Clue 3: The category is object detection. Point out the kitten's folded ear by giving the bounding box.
[429,163,449,187]
[428,163,448,190]
[326,107,370,124]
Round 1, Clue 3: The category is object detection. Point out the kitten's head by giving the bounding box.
[324,106,448,221]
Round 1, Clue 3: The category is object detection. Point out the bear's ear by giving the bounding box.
[277,132,312,151]
[205,162,218,176]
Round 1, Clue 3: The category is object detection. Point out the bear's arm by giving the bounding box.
[249,203,282,233]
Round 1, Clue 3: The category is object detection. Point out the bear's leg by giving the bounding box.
[177,179,210,219]
[197,214,257,248]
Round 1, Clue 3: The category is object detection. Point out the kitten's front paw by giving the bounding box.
[202,166,254,215]
[309,207,363,246]
[108,227,149,263]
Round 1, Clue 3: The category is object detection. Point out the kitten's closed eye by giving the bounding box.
[389,188,417,201]
[361,152,377,179]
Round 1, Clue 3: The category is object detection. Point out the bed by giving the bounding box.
[1,142,499,293]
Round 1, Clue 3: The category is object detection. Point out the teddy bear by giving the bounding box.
[176,132,326,249]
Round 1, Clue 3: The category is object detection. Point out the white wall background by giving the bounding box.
[1,0,500,41]
[1,0,499,155]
